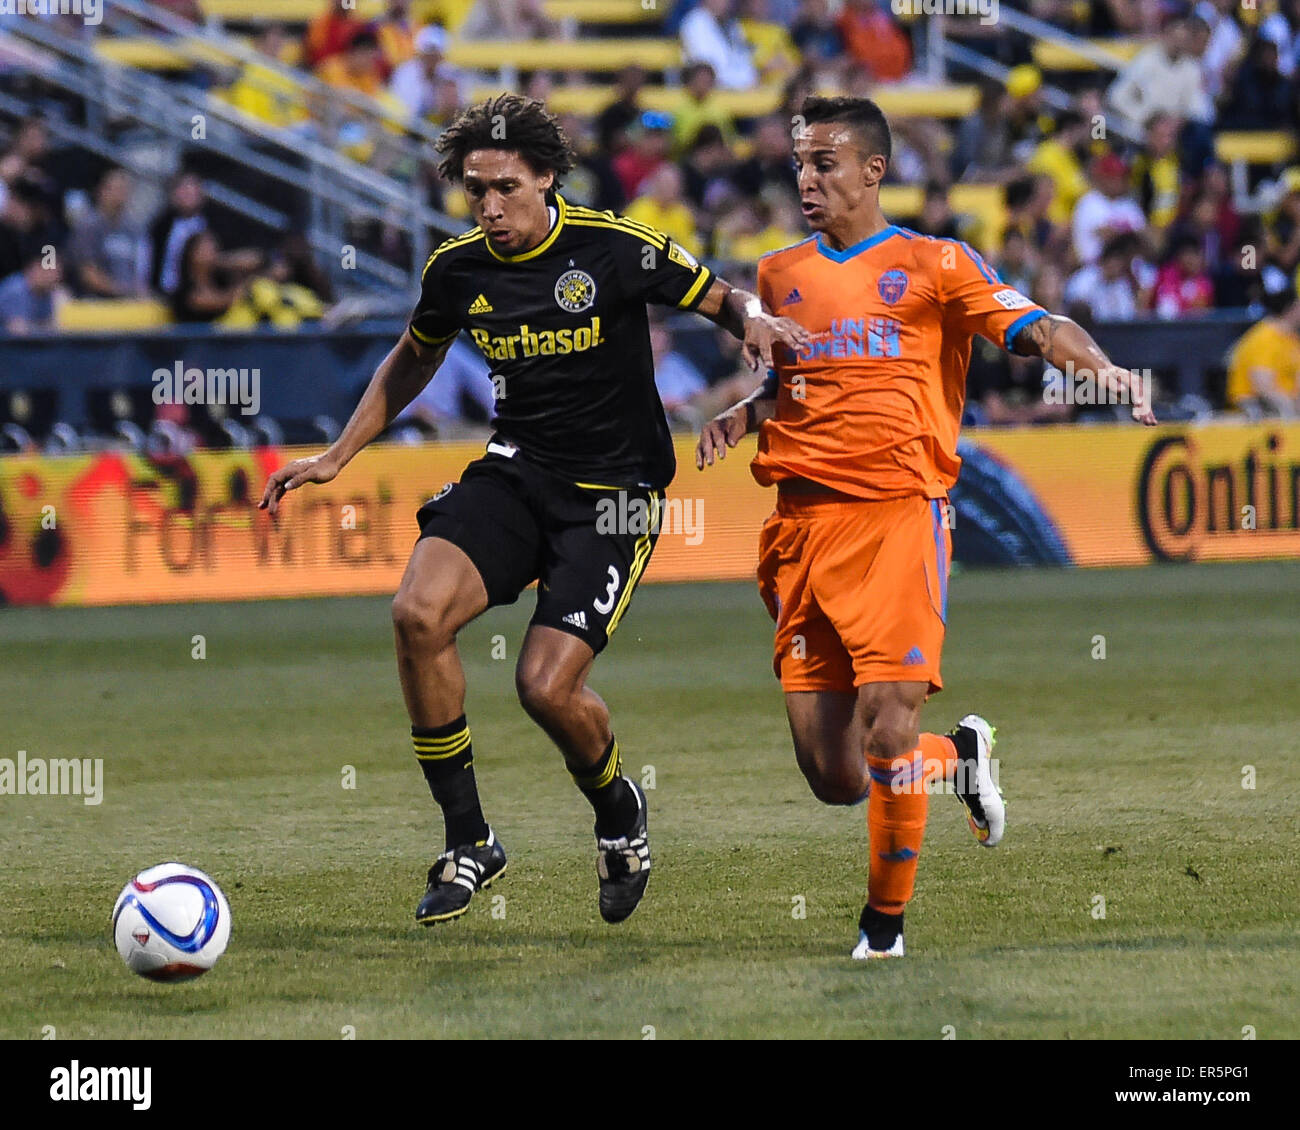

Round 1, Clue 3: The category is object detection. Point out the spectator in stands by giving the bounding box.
[390,25,458,120]
[836,0,910,83]
[375,0,417,82]
[1265,168,1300,274]
[1225,280,1300,415]
[680,0,759,90]
[714,194,802,262]
[268,231,334,306]
[221,24,310,131]
[913,181,960,241]
[316,29,387,98]
[1196,0,1246,99]
[611,110,674,201]
[650,314,709,427]
[683,123,739,212]
[953,82,1019,183]
[1219,34,1298,130]
[0,253,62,335]
[625,163,702,257]
[1107,15,1213,136]
[1065,232,1142,323]
[170,230,247,323]
[995,228,1039,297]
[729,115,797,204]
[0,174,47,284]
[673,62,738,154]
[1199,161,1242,253]
[1166,192,1226,277]
[1072,152,1147,265]
[1004,174,1064,257]
[1260,0,1300,79]
[790,0,843,80]
[1026,109,1090,227]
[394,336,497,435]
[67,166,148,299]
[1130,111,1182,233]
[545,113,620,212]
[1214,215,1264,308]
[149,173,262,299]
[459,0,559,40]
[1154,233,1215,318]
[595,66,647,154]
[305,0,363,69]
[738,0,801,84]
[1004,65,1048,164]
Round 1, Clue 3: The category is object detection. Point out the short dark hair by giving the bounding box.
[435,94,575,185]
[796,95,892,162]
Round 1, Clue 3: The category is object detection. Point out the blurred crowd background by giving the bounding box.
[4,0,1300,452]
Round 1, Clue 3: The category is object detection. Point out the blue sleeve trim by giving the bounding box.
[1004,308,1049,351]
[761,368,779,397]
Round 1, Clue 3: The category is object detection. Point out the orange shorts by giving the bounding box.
[756,492,951,694]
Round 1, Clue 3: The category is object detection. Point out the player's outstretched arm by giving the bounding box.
[694,277,811,372]
[259,331,452,514]
[1012,313,1157,426]
[695,371,778,470]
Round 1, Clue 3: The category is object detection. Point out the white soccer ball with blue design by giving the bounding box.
[112,863,231,981]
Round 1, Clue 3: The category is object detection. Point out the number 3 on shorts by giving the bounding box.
[593,565,620,615]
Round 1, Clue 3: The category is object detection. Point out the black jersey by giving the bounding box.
[407,194,714,489]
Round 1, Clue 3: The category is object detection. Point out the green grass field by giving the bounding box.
[1,562,1297,1039]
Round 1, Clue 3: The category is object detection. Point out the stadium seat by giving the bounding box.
[57,300,172,333]
[200,0,385,19]
[1215,131,1297,165]
[543,1,661,22]
[93,35,249,71]
[879,184,1007,250]
[499,83,979,120]
[1031,37,1146,71]
[447,38,682,72]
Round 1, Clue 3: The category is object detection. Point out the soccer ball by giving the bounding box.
[112,863,231,982]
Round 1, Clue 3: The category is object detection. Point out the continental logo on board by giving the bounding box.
[469,317,604,361]
[1138,431,1300,561]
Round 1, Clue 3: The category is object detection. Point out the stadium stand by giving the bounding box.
[4,0,1300,448]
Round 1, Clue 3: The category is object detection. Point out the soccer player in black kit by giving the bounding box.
[260,96,807,926]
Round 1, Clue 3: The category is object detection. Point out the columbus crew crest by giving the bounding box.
[555,268,597,312]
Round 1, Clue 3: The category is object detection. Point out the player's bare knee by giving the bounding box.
[515,661,577,725]
[391,589,457,654]
[796,748,868,805]
[865,721,917,764]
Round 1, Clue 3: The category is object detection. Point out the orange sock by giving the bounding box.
[918,731,958,787]
[865,741,943,914]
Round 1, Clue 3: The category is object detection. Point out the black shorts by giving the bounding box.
[415,444,665,653]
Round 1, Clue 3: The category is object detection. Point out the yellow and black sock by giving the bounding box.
[570,737,638,838]
[412,716,489,850]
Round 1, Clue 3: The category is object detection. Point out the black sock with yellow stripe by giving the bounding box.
[412,716,489,850]
[571,736,639,838]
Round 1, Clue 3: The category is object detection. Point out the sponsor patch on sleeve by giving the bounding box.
[992,288,1034,311]
[667,241,699,270]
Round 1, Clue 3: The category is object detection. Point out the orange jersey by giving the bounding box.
[751,226,1047,500]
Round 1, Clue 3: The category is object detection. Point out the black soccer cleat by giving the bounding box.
[416,828,508,925]
[595,779,651,923]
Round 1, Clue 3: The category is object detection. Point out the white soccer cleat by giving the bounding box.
[851,906,905,959]
[851,930,905,960]
[949,713,1004,847]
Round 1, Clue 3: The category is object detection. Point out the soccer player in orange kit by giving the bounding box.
[697,97,1156,959]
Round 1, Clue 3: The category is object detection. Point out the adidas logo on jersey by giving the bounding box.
[903,647,925,665]
[782,287,803,306]
[468,293,494,314]
[562,611,589,630]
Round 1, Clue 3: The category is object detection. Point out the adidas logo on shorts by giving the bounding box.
[563,611,588,630]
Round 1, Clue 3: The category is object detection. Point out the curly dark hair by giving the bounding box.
[434,94,576,186]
